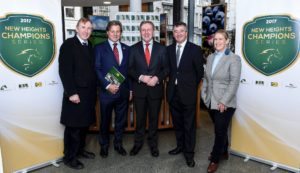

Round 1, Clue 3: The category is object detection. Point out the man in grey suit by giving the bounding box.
[166,22,204,167]
[201,29,241,173]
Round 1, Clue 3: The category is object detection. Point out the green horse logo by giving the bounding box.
[0,14,55,77]
[243,15,300,76]
[17,48,43,71]
[259,48,283,69]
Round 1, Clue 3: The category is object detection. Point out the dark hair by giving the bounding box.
[106,20,123,32]
[174,21,187,28]
[139,20,155,30]
[214,29,229,40]
[76,17,92,27]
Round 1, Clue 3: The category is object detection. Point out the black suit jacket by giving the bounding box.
[128,41,169,99]
[166,41,204,105]
[59,36,97,127]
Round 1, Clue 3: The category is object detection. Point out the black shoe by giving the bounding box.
[64,159,84,170]
[168,147,182,155]
[100,147,108,158]
[130,145,142,156]
[186,158,195,168]
[114,145,127,156]
[150,147,159,157]
[78,150,95,159]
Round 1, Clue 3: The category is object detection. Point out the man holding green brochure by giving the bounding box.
[95,20,131,158]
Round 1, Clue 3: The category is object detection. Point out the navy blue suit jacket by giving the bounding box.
[95,40,130,100]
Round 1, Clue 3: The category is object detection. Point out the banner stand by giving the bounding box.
[230,150,300,173]
[13,158,62,173]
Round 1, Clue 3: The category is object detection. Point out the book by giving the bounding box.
[105,66,125,86]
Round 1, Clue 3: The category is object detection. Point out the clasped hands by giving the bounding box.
[140,75,158,86]
[217,103,227,113]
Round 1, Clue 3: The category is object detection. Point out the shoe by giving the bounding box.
[186,158,195,167]
[114,145,127,156]
[207,162,218,173]
[150,147,159,157]
[208,152,229,161]
[100,147,108,158]
[63,159,84,170]
[168,147,182,155]
[130,145,142,156]
[78,150,95,159]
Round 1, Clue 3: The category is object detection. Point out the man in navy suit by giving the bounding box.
[128,21,169,157]
[166,22,204,167]
[95,20,131,158]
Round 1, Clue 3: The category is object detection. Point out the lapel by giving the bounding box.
[170,43,177,69]
[74,36,92,63]
[120,42,128,67]
[137,41,149,68]
[206,54,214,79]
[212,52,229,78]
[104,40,119,66]
[178,42,190,68]
[149,41,157,68]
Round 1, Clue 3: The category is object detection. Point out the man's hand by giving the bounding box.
[69,94,80,104]
[108,84,119,94]
[147,76,159,87]
[141,75,152,83]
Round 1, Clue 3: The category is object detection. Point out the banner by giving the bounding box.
[0,1,64,172]
[232,0,300,172]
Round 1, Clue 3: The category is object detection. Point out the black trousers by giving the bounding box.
[63,126,88,162]
[133,96,162,148]
[99,97,128,148]
[208,108,235,163]
[170,89,196,160]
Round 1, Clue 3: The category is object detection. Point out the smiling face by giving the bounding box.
[76,20,92,41]
[213,32,229,52]
[107,25,121,43]
[173,25,188,44]
[140,22,154,43]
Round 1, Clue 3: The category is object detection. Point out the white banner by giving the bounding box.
[0,1,64,172]
[232,0,300,171]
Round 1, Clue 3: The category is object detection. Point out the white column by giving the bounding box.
[130,0,142,12]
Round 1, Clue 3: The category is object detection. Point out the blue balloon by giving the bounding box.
[215,11,225,21]
[204,7,213,16]
[209,23,218,34]
[203,16,211,27]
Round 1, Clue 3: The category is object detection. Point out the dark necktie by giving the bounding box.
[176,44,181,67]
[113,43,120,65]
[145,43,150,66]
[82,42,88,46]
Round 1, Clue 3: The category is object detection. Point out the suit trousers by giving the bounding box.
[134,96,162,148]
[63,126,88,162]
[170,87,196,160]
[99,97,128,148]
[208,107,235,163]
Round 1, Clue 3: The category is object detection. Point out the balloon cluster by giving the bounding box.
[202,5,225,36]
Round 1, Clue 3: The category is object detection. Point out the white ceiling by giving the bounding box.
[62,0,159,6]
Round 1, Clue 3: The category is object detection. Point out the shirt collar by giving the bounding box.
[76,34,88,45]
[143,39,153,45]
[108,39,120,46]
[176,39,187,48]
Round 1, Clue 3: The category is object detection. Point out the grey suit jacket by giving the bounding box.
[201,49,241,109]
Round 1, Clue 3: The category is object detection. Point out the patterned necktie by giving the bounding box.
[145,43,150,66]
[113,43,120,65]
[176,44,181,67]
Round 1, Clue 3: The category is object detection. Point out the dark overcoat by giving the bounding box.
[59,36,97,127]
